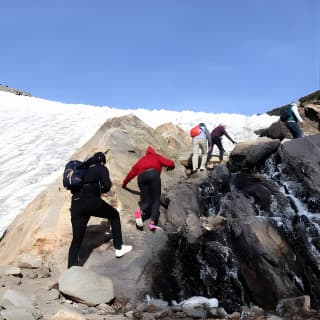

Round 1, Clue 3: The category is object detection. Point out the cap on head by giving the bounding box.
[94,152,106,164]
[199,122,206,127]
[291,101,301,107]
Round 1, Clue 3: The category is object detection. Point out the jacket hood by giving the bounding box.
[145,146,156,156]
[86,152,106,166]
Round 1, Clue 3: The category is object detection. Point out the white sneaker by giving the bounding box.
[134,208,143,228]
[115,244,133,258]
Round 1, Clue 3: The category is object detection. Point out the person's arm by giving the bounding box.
[224,130,237,144]
[100,166,112,193]
[122,164,139,188]
[205,128,212,149]
[291,105,303,122]
[158,155,175,170]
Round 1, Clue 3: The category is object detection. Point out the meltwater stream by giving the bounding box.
[149,151,320,313]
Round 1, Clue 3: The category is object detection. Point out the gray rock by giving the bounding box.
[183,303,207,318]
[208,307,228,318]
[1,308,37,320]
[18,253,43,269]
[1,289,34,309]
[0,265,22,276]
[58,266,114,306]
[148,298,168,309]
[266,315,285,320]
[276,295,310,316]
[50,309,86,320]
[36,287,60,302]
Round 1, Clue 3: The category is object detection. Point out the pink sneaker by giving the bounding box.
[134,209,143,228]
[148,224,162,232]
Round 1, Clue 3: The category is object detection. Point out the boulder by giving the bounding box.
[229,137,280,170]
[0,309,37,320]
[51,309,86,320]
[0,265,22,276]
[276,295,311,317]
[58,266,114,306]
[1,289,34,310]
[18,253,43,269]
[279,134,320,211]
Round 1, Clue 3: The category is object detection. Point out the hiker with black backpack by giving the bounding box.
[280,101,304,139]
[66,151,132,268]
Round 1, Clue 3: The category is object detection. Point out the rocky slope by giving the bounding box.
[0,92,319,319]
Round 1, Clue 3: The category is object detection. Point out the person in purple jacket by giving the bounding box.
[209,124,237,162]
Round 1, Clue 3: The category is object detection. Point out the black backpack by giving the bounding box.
[63,160,87,191]
[280,105,291,122]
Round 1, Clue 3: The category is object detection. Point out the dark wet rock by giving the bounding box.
[275,295,311,317]
[255,120,290,141]
[278,134,320,209]
[229,137,280,170]
[210,164,230,193]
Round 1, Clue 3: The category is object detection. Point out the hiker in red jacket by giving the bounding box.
[209,124,237,163]
[122,146,175,231]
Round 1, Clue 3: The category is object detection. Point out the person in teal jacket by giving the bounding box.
[285,101,304,139]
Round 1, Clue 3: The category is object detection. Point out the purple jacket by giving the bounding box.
[211,125,235,143]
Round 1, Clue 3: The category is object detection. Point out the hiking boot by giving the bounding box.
[200,167,206,172]
[134,209,143,228]
[115,245,133,258]
[148,224,162,232]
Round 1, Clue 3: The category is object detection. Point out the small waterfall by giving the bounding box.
[150,151,320,313]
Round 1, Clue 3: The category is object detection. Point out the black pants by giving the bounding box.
[212,136,224,161]
[68,196,123,268]
[138,169,161,225]
[286,121,303,139]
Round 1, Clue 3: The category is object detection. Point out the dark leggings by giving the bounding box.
[286,122,303,139]
[138,169,161,225]
[212,137,224,161]
[68,197,123,268]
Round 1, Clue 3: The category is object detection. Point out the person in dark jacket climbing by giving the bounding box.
[209,124,237,162]
[68,151,132,268]
[122,146,175,231]
[285,101,304,139]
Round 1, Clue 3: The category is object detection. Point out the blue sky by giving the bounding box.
[1,1,319,115]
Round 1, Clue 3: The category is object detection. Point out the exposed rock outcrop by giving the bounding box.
[0,114,188,302]
[0,84,32,96]
[1,110,320,319]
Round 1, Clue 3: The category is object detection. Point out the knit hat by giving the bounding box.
[94,152,106,164]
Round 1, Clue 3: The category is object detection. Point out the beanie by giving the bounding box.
[94,152,106,164]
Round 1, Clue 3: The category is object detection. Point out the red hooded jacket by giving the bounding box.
[122,146,175,187]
